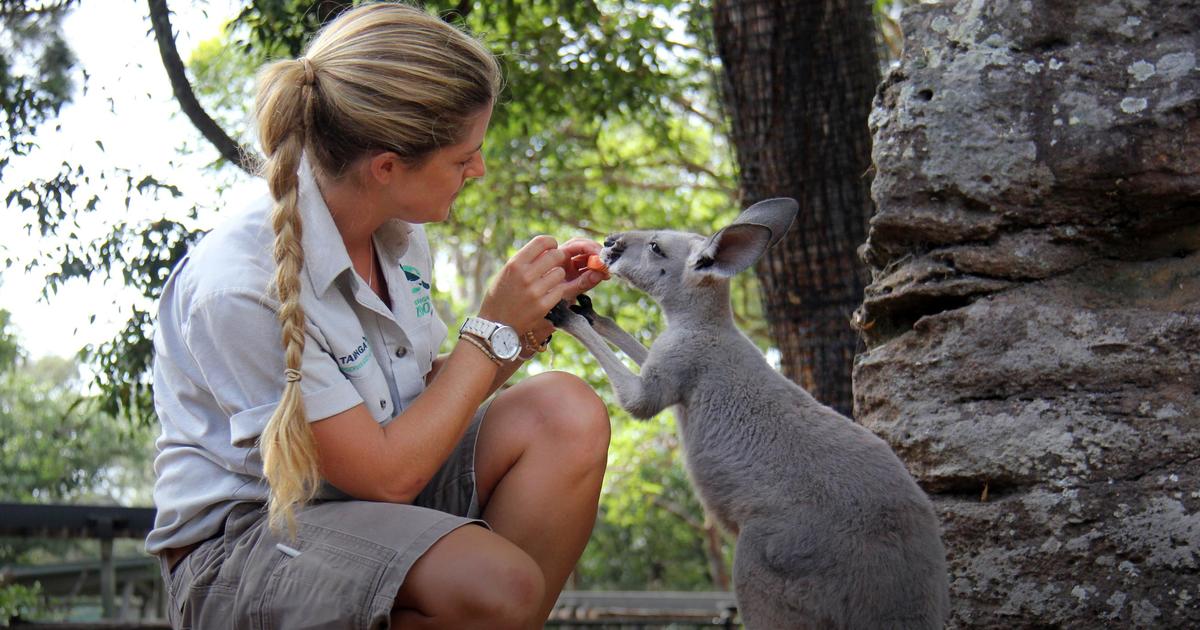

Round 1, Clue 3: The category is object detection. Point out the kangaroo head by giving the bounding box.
[600,198,799,311]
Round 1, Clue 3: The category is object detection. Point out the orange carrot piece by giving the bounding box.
[586,254,610,278]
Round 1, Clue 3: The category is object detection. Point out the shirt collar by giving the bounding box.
[297,156,414,295]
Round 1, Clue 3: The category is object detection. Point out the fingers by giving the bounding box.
[479,236,603,332]
[560,270,605,303]
[530,266,567,309]
[478,236,564,331]
[512,235,559,266]
[558,237,601,259]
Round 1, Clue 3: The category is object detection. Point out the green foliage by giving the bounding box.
[0,313,157,507]
[579,414,732,590]
[0,0,78,179]
[0,312,157,587]
[0,310,19,374]
[0,583,42,627]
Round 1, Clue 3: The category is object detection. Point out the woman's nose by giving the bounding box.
[466,152,486,179]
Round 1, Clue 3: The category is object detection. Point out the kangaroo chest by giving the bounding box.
[673,396,759,533]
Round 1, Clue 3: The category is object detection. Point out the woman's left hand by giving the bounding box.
[518,237,606,359]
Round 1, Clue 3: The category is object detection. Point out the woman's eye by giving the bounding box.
[649,242,665,257]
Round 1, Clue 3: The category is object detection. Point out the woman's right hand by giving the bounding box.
[477,235,567,333]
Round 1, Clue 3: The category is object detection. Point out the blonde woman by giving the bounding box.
[145,3,610,628]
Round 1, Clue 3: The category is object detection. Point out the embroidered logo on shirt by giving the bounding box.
[337,336,373,375]
[401,264,432,318]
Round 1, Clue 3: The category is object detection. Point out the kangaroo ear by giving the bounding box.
[728,197,799,249]
[693,223,772,277]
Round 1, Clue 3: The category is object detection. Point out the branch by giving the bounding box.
[650,495,706,533]
[440,0,473,22]
[147,0,261,175]
[554,172,734,196]
[702,519,732,591]
[0,0,76,18]
[668,93,724,129]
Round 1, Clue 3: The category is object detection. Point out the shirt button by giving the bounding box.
[380,399,387,409]
[395,347,408,358]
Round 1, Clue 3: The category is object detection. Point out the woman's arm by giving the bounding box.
[426,236,604,393]
[310,337,501,503]
[426,348,523,397]
[310,236,576,503]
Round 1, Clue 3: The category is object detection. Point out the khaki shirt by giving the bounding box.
[146,158,448,553]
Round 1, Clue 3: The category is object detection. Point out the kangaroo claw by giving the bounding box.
[569,294,597,325]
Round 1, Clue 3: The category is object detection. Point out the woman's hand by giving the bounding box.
[516,237,606,359]
[557,237,607,303]
[478,235,569,333]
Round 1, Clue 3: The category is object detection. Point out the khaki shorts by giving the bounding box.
[159,409,488,629]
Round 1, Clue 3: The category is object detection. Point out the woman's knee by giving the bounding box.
[396,526,545,628]
[464,555,544,629]
[523,371,610,459]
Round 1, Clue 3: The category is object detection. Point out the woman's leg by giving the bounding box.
[391,524,545,629]
[474,370,611,621]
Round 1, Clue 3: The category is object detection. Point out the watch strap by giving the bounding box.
[459,316,499,341]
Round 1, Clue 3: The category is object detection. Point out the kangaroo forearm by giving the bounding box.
[592,315,649,366]
[563,315,671,418]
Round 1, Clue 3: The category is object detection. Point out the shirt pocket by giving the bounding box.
[391,362,425,414]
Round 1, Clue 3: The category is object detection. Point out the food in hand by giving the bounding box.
[586,254,610,279]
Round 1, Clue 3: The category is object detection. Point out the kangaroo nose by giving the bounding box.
[604,234,623,250]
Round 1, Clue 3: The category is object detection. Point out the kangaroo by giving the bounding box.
[551,198,950,629]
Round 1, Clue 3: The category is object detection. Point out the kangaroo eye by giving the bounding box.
[649,241,666,257]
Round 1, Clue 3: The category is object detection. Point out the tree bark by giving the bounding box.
[147,0,261,175]
[711,0,879,416]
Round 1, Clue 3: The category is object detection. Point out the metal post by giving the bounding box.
[97,517,115,619]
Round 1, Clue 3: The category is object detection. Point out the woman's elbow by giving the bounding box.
[374,473,428,504]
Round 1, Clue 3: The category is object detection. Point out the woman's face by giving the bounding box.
[387,103,492,224]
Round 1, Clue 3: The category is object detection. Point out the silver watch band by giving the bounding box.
[459,316,499,341]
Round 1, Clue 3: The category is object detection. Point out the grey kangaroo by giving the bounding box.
[552,198,950,629]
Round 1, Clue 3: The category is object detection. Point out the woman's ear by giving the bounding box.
[365,151,406,186]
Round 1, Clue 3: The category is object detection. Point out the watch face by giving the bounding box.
[491,327,521,360]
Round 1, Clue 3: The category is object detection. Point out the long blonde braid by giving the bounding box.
[252,2,500,535]
[256,57,319,536]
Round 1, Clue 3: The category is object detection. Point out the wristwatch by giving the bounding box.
[459,316,522,362]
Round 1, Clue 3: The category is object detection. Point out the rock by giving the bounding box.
[853,0,1200,626]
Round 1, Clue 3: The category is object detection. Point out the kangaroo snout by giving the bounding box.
[603,233,625,262]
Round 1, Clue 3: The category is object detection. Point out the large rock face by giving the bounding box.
[853,1,1199,627]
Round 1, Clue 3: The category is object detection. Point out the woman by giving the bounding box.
[145,3,611,628]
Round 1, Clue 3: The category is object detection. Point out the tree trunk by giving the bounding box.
[711,0,880,416]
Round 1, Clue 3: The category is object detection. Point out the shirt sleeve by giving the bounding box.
[181,288,364,448]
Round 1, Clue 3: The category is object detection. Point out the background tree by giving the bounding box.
[711,0,881,415]
[0,308,158,620]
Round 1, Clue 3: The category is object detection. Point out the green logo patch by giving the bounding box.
[402,264,432,318]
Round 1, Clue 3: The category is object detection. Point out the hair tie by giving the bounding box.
[284,368,303,383]
[300,57,316,87]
